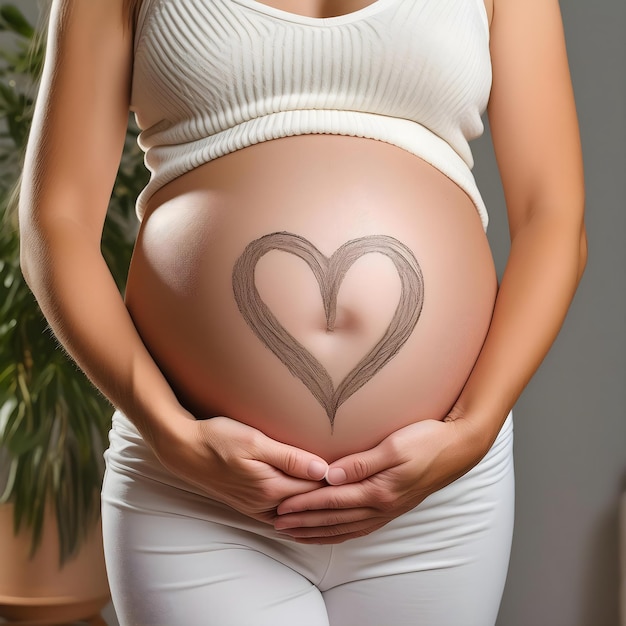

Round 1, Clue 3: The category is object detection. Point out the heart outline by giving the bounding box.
[232,232,424,430]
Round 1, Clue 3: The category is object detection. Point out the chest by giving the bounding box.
[243,0,379,18]
[132,0,491,129]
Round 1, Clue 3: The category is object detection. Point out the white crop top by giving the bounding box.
[131,0,492,228]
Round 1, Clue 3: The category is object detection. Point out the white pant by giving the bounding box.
[101,412,514,626]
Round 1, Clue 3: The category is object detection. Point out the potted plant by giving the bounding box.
[0,4,146,622]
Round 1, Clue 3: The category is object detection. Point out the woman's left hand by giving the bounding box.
[274,416,489,544]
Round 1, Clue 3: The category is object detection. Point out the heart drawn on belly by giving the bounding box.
[232,232,424,430]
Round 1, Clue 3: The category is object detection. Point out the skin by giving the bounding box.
[19,0,586,542]
[232,232,425,428]
[126,134,494,461]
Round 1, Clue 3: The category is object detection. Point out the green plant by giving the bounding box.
[0,3,147,564]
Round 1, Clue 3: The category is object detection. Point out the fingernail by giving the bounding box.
[327,468,347,484]
[308,460,328,480]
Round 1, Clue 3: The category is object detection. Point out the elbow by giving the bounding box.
[18,194,54,294]
[19,228,36,291]
[18,204,45,293]
[577,223,588,282]
[17,178,38,289]
[18,210,35,290]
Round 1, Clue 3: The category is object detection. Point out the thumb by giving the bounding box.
[255,437,329,481]
[326,441,392,485]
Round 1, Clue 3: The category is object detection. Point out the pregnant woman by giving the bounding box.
[19,0,586,624]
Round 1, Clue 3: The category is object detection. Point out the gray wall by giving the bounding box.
[10,1,626,625]
[479,2,626,624]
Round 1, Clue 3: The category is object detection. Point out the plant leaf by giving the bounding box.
[0,5,34,38]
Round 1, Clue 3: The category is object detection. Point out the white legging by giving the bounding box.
[101,412,514,626]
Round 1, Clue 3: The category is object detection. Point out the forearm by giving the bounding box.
[19,214,334,510]
[20,214,193,446]
[449,209,587,448]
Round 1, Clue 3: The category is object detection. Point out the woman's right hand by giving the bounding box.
[17,2,327,529]
[152,415,329,524]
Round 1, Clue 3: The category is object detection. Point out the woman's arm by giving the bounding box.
[19,0,328,522]
[19,0,174,450]
[452,0,586,441]
[274,0,587,542]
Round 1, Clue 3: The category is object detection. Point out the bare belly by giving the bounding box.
[125,135,497,461]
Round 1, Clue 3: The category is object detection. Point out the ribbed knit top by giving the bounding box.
[131,0,492,228]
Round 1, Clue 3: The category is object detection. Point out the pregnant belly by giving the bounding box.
[125,135,497,461]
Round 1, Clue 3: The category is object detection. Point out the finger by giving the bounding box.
[279,518,388,541]
[253,435,329,481]
[276,483,370,514]
[291,522,389,544]
[266,472,329,499]
[274,507,375,531]
[325,442,397,485]
[235,463,327,509]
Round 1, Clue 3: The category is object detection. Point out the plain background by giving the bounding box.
[3,1,625,625]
